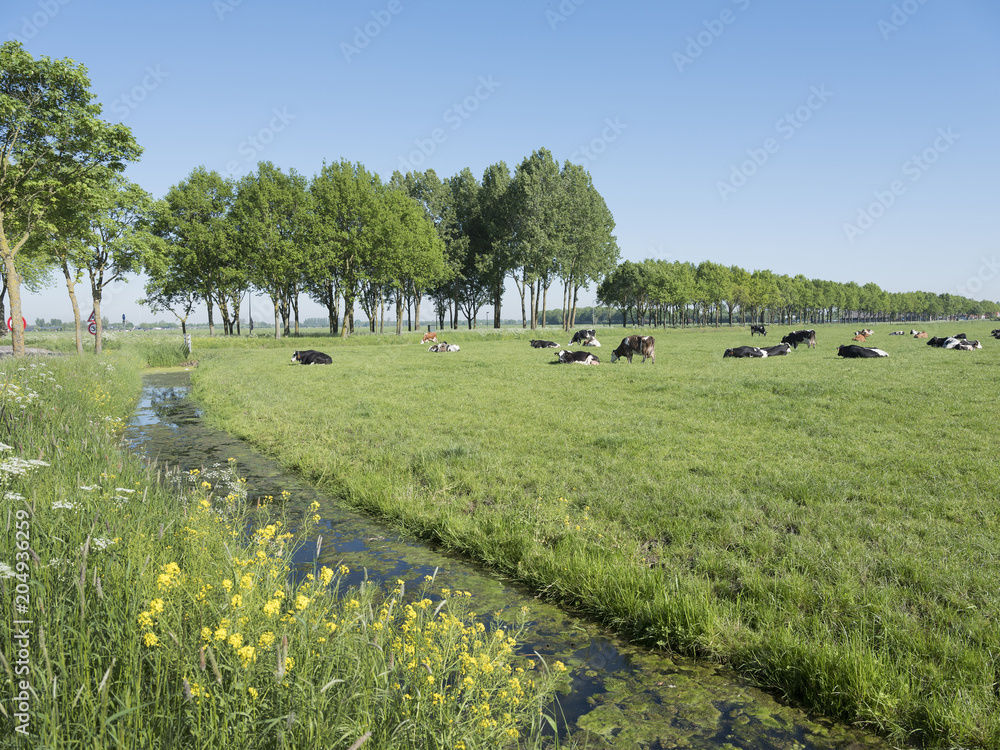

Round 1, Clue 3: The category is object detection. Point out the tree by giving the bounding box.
[511,148,563,329]
[0,41,141,356]
[557,163,619,330]
[81,176,155,353]
[153,168,243,336]
[231,162,312,339]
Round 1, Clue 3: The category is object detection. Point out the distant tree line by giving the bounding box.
[595,260,999,327]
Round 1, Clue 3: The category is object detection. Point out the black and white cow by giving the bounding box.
[750,324,767,336]
[569,329,597,345]
[557,350,599,365]
[429,342,460,352]
[780,329,816,349]
[610,335,655,364]
[761,343,792,356]
[837,345,888,358]
[291,350,333,365]
[530,340,560,348]
[889,331,905,335]
[926,337,949,347]
[723,346,767,358]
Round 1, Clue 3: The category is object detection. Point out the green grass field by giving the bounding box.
[185,322,1000,748]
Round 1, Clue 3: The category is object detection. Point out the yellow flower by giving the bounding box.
[319,566,334,585]
[248,686,259,700]
[284,656,294,672]
[295,594,310,611]
[231,594,243,608]
[222,579,233,592]
[263,599,281,618]
[201,627,212,642]
[214,626,228,642]
[338,564,350,576]
[228,633,243,649]
[143,632,159,647]
[137,611,154,630]
[238,645,256,665]
[258,631,276,648]
[240,573,254,591]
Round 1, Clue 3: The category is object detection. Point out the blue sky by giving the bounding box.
[6,0,1000,324]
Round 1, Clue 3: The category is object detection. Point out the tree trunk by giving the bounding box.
[2,253,25,357]
[60,258,84,355]
[93,293,104,355]
[273,296,282,340]
[206,297,215,337]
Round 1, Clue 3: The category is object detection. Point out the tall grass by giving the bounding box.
[0,351,566,748]
[189,321,1000,749]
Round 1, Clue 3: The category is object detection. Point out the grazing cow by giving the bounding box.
[852,334,867,342]
[429,342,460,352]
[557,350,599,365]
[421,331,438,344]
[291,350,333,365]
[762,343,792,356]
[723,346,767,358]
[838,345,889,358]
[750,325,767,336]
[569,329,597,345]
[610,335,655,364]
[780,329,816,349]
[582,337,601,347]
[889,331,905,335]
[913,332,928,338]
[530,340,560,348]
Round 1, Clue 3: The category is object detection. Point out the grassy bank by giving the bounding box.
[189,322,1000,749]
[0,352,565,748]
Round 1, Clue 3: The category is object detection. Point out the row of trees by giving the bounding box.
[597,260,1000,327]
[144,147,621,338]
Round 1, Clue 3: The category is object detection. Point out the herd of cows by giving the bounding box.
[288,325,996,367]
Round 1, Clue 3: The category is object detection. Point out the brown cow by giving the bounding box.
[913,332,928,338]
[852,334,867,342]
[421,331,438,344]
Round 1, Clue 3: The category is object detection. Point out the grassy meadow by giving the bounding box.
[0,348,566,749]
[186,321,1000,749]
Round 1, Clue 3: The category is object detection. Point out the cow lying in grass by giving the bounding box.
[723,346,767,358]
[291,350,333,365]
[429,342,460,352]
[530,340,559,348]
[837,345,888,358]
[557,350,599,365]
[569,329,597,345]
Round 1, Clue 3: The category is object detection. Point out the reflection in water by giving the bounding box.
[125,372,890,750]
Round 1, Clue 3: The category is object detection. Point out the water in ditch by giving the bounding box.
[125,370,893,750]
